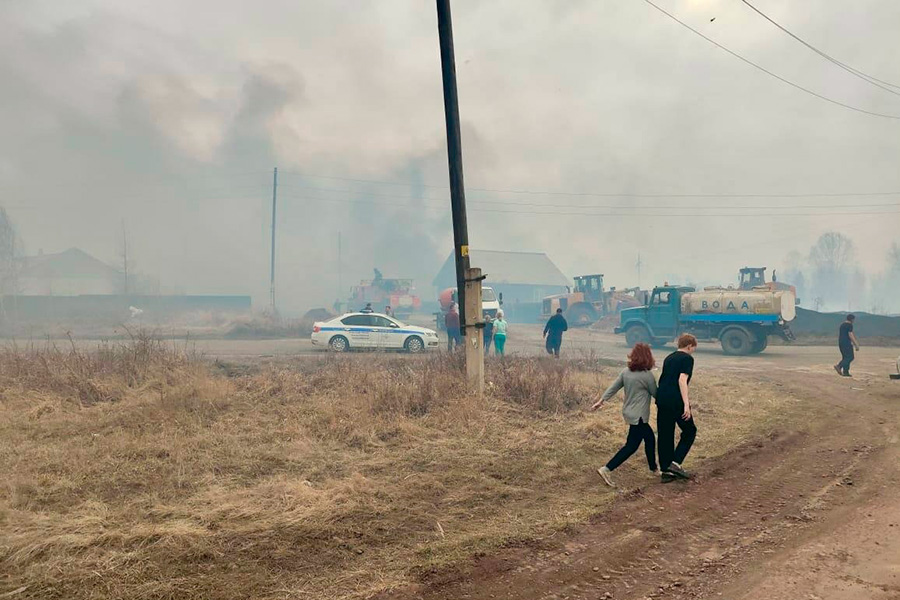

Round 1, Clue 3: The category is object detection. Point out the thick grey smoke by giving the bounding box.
[1,0,899,313]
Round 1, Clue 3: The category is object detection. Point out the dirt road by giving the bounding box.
[182,325,899,374]
[373,359,899,599]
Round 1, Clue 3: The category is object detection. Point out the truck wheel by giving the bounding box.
[625,325,651,347]
[750,336,769,354]
[720,329,752,356]
[566,305,596,327]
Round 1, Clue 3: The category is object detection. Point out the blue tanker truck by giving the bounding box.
[614,285,796,355]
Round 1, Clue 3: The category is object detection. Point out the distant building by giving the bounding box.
[18,248,122,296]
[433,249,569,304]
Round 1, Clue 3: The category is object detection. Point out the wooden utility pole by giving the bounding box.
[437,0,483,392]
[464,267,485,396]
[436,0,470,333]
[269,167,278,312]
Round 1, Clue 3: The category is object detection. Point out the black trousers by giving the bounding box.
[657,406,697,471]
[606,419,657,471]
[837,345,854,375]
[545,336,562,357]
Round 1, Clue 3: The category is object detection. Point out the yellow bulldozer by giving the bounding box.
[739,267,799,305]
[541,274,646,327]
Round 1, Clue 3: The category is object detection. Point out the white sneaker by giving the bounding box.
[597,466,616,488]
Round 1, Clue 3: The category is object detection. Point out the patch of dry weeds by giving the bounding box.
[0,342,798,599]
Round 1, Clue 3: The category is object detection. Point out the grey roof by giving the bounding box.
[433,249,569,288]
[20,248,121,279]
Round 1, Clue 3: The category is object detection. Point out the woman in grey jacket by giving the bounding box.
[590,343,658,487]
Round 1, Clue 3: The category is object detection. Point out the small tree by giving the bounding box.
[808,232,857,308]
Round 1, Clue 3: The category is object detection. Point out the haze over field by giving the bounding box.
[2,0,899,312]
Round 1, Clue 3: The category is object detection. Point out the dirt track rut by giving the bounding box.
[381,370,900,600]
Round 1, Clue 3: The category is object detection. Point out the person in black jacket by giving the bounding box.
[543,308,568,358]
[834,314,860,377]
[656,334,698,483]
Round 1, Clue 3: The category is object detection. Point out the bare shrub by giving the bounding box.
[0,331,198,405]
[487,357,598,412]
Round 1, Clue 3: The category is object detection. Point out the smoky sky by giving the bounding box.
[1,0,899,313]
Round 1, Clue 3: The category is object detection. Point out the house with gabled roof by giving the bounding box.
[433,249,569,304]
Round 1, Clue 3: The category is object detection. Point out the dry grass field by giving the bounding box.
[0,338,799,599]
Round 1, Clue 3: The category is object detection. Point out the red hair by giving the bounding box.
[628,343,655,372]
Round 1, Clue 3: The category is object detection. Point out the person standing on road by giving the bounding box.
[483,314,495,354]
[492,310,508,356]
[834,314,860,377]
[543,308,569,358]
[445,303,462,351]
[385,305,394,318]
[361,303,374,313]
[591,343,659,487]
[656,334,698,483]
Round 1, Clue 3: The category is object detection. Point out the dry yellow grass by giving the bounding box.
[0,340,799,599]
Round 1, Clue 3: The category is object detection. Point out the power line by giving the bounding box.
[278,171,900,199]
[275,182,900,209]
[641,0,900,120]
[739,0,900,96]
[276,191,900,218]
[272,184,900,210]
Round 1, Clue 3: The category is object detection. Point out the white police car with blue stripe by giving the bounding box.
[311,312,440,353]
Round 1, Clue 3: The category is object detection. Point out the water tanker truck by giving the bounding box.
[614,285,795,355]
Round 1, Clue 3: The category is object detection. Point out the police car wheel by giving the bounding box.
[405,336,425,354]
[330,336,349,352]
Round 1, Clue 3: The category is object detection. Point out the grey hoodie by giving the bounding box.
[601,368,658,425]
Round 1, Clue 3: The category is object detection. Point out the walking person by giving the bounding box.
[483,313,494,354]
[591,343,659,487]
[656,334,698,483]
[833,314,860,377]
[492,310,508,356]
[444,303,462,351]
[543,308,568,358]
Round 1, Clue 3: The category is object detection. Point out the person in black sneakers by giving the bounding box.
[834,314,860,377]
[656,334,698,483]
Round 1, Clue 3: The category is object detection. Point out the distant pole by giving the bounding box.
[636,252,643,289]
[270,167,278,312]
[122,219,129,296]
[338,231,343,304]
[436,0,471,333]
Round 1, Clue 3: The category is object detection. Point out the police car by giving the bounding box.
[311,312,440,353]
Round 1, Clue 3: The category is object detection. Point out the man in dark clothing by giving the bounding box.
[656,333,698,483]
[834,314,860,377]
[543,308,568,358]
[445,303,462,351]
[361,303,374,313]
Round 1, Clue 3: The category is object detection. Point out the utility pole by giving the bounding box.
[436,0,470,331]
[337,231,343,308]
[269,167,278,313]
[636,252,643,289]
[122,220,129,296]
[436,0,482,394]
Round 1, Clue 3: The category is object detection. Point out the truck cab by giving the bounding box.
[615,286,694,347]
